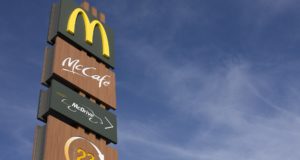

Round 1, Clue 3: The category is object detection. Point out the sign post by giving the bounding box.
[32,0,119,159]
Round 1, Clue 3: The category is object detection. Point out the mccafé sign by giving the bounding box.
[33,116,118,160]
[48,0,115,68]
[38,80,117,143]
[42,37,116,109]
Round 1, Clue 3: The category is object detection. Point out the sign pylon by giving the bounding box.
[32,0,119,159]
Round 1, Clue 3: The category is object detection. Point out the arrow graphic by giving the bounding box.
[60,97,114,130]
[104,117,114,130]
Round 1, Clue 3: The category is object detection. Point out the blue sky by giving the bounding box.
[1,0,300,159]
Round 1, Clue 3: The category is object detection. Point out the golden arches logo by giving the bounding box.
[64,136,104,160]
[67,8,110,58]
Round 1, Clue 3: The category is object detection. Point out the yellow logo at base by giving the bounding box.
[64,136,104,160]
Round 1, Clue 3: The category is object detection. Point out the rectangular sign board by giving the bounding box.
[33,115,118,160]
[42,37,116,109]
[48,0,115,68]
[38,79,117,144]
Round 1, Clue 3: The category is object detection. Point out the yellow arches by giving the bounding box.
[67,8,110,58]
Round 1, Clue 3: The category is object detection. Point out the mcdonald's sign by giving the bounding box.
[48,0,115,68]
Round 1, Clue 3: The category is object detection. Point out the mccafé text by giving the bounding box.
[62,57,110,88]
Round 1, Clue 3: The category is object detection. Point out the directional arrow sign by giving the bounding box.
[38,79,117,144]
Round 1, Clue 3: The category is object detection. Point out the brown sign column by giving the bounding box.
[32,0,119,159]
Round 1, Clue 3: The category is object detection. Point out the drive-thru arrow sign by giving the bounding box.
[38,79,117,144]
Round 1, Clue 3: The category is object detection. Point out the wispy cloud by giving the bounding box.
[239,0,299,30]
[117,11,300,157]
[119,51,300,159]
[0,98,36,159]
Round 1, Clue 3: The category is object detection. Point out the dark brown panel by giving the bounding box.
[42,37,116,109]
[38,79,118,143]
[32,126,46,160]
[47,0,115,68]
[42,115,118,160]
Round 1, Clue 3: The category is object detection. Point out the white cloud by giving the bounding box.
[96,1,300,159]
[256,0,297,11]
[118,34,300,159]
[239,0,298,30]
[0,98,36,159]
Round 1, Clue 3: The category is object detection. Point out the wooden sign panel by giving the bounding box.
[35,115,118,160]
[42,37,116,109]
[38,79,117,143]
[32,126,46,160]
[48,0,115,68]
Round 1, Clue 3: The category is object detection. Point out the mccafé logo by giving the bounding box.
[67,8,110,58]
[48,0,115,68]
[62,57,111,88]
